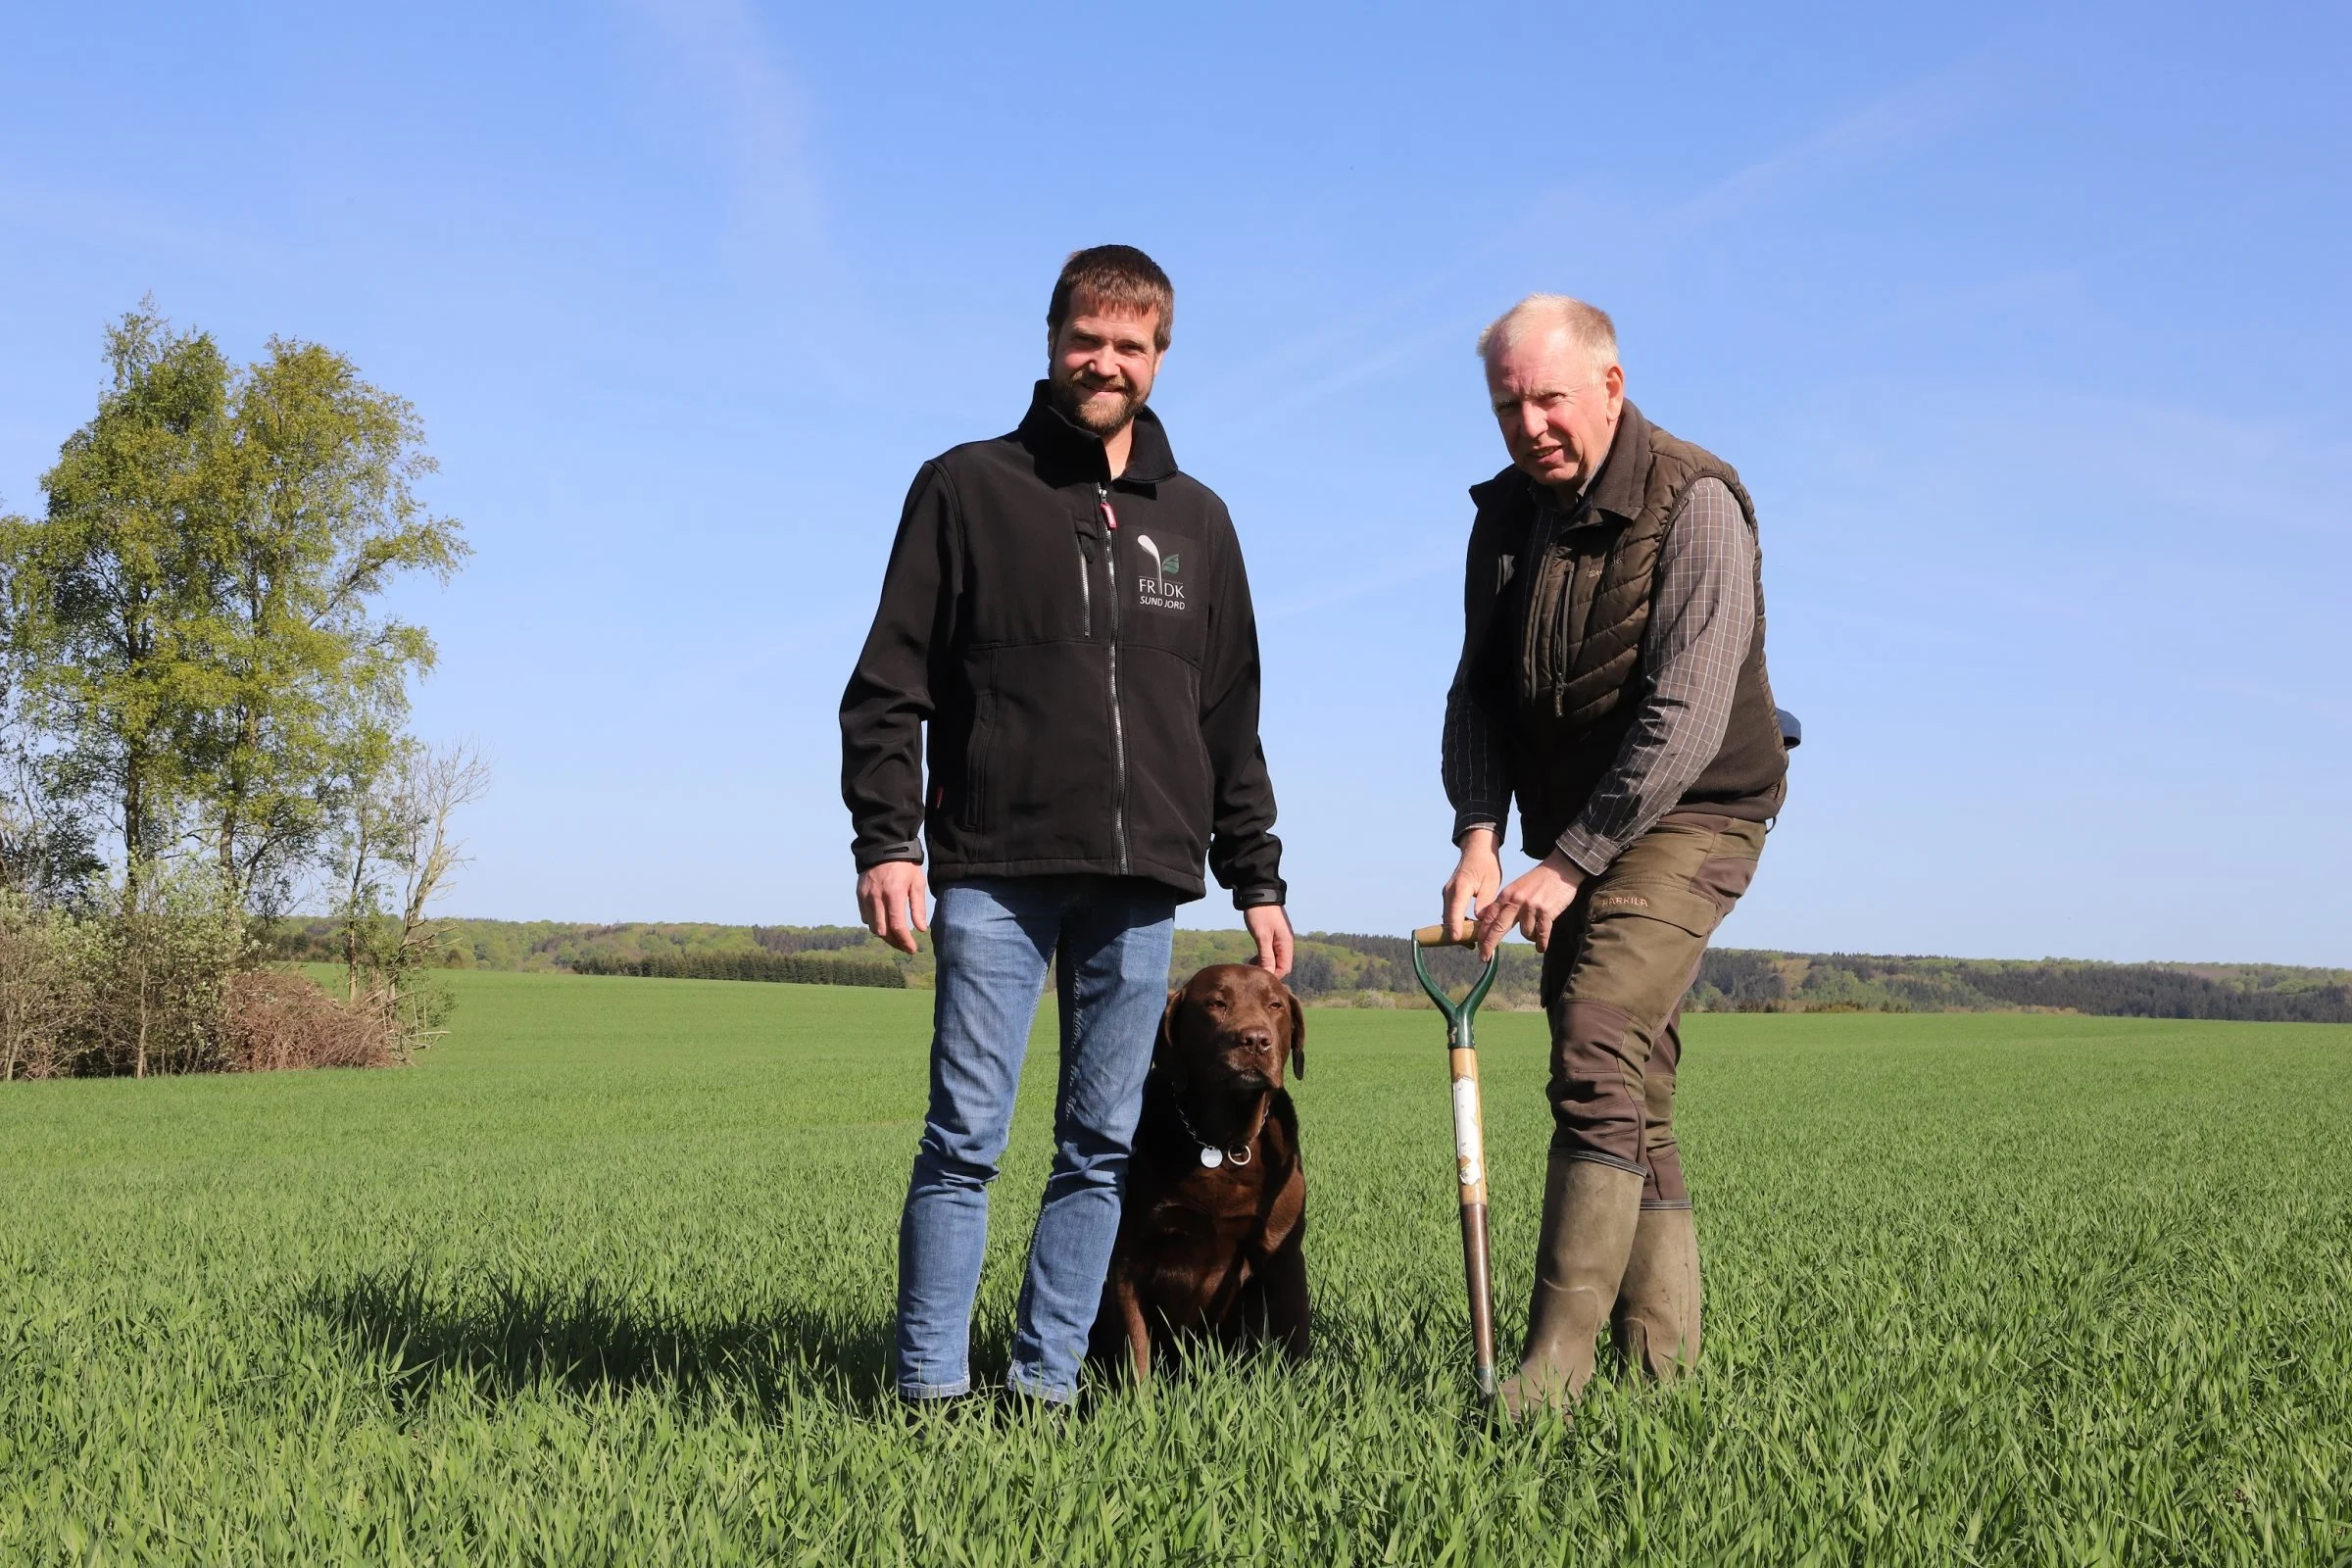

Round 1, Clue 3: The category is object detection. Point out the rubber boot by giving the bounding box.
[1497,1155,1643,1420]
[1610,1204,1702,1381]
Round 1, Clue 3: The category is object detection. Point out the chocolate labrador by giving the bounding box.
[1090,962,1309,1379]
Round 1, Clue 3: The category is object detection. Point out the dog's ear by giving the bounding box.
[1154,987,1190,1090]
[1286,986,1305,1081]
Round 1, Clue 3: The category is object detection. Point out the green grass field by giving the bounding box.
[4,972,2348,1565]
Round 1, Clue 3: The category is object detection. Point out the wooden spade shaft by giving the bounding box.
[1450,1043,1497,1398]
[1414,921,1501,1401]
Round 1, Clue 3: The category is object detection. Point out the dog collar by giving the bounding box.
[1170,1096,1252,1169]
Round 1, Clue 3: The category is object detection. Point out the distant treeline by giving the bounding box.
[1690,950,2352,1023]
[569,951,905,989]
[751,926,873,956]
[266,917,2352,1020]
[1274,936,2351,1022]
[268,917,919,985]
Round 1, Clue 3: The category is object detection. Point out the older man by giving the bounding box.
[1440,294,1788,1417]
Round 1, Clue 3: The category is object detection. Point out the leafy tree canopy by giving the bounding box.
[0,301,467,912]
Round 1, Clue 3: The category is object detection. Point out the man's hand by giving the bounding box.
[1244,904,1295,979]
[1442,827,1504,944]
[858,860,930,956]
[1473,849,1584,958]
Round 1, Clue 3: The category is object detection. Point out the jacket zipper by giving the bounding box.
[1077,533,1093,637]
[1522,511,1554,715]
[1099,482,1130,875]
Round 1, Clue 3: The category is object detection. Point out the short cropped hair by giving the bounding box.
[1476,294,1618,375]
[1048,245,1175,351]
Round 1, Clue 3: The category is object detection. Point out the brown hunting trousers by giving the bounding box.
[1540,810,1767,1206]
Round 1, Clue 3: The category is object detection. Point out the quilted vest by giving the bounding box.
[1473,403,1787,853]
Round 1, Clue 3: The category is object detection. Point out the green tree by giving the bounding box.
[0,306,229,900]
[2,492,104,905]
[329,737,487,1052]
[0,302,466,912]
[183,333,468,912]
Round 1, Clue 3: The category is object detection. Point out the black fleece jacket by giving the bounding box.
[840,384,1285,907]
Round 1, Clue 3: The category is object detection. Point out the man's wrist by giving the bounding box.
[1452,814,1502,849]
[1549,827,1613,880]
[1234,885,1285,910]
[1540,848,1586,884]
[855,842,924,873]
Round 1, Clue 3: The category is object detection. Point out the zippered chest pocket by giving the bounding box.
[1073,521,1099,638]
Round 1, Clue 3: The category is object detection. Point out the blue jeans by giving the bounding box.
[895,876,1178,1402]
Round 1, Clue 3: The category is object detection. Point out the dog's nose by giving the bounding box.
[1238,1027,1274,1055]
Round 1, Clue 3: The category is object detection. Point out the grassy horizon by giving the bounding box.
[4,972,2348,1563]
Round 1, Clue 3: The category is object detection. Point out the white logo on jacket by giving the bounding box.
[1135,533,1188,612]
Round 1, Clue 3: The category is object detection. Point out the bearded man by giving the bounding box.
[1439,294,1789,1417]
[842,244,1294,1405]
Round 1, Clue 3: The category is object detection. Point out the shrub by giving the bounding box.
[222,970,398,1070]
[3,867,414,1080]
[73,865,249,1077]
[0,891,89,1081]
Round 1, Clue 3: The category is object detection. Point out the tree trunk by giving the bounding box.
[122,772,143,915]
[343,829,367,1006]
[220,699,257,908]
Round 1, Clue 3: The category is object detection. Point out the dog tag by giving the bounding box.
[1199,1147,1224,1169]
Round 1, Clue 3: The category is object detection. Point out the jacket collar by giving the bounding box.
[1467,399,1653,522]
[1014,380,1179,487]
[1581,400,1651,521]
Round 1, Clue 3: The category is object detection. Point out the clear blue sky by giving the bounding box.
[4,3,2347,963]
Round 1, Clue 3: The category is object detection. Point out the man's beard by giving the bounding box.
[1048,370,1143,436]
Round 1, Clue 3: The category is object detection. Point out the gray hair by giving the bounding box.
[1476,294,1619,375]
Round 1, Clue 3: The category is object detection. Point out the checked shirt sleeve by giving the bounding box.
[1442,683,1514,845]
[1553,477,1754,877]
[1443,504,1556,848]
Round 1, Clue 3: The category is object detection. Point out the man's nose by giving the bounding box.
[1516,404,1548,443]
